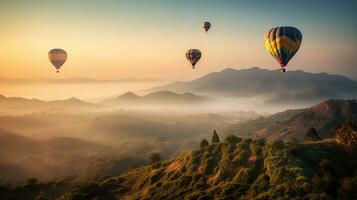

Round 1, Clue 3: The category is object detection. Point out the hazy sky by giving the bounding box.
[0,0,356,80]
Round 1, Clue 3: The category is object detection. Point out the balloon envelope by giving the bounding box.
[185,49,201,69]
[48,48,67,73]
[264,26,302,72]
[202,21,211,32]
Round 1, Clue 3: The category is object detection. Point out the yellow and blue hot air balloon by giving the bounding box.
[48,48,67,73]
[264,26,302,72]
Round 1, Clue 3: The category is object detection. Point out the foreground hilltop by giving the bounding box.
[226,99,357,140]
[58,136,356,200]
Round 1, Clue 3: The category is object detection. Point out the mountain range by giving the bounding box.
[103,91,209,105]
[152,67,357,104]
[225,99,357,140]
[0,95,100,114]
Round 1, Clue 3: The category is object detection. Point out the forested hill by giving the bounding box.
[58,136,356,200]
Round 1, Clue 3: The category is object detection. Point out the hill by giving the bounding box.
[103,91,209,105]
[0,129,148,183]
[56,137,356,200]
[0,95,100,114]
[152,67,357,103]
[225,99,357,140]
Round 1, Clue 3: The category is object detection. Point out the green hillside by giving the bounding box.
[57,137,356,200]
[1,133,355,200]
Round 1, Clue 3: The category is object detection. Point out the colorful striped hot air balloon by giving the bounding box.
[186,49,202,69]
[48,48,67,73]
[264,26,302,72]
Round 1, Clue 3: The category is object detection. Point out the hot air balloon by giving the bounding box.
[264,26,302,72]
[48,48,67,73]
[186,49,201,69]
[202,21,211,33]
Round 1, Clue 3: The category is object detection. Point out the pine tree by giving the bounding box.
[212,130,220,143]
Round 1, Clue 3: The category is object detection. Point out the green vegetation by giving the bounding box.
[149,152,162,164]
[211,130,220,143]
[224,134,242,144]
[335,122,357,148]
[304,127,321,141]
[0,179,71,200]
[200,139,209,149]
[56,135,356,199]
[1,132,356,200]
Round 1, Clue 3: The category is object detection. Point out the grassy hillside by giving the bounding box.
[56,137,356,200]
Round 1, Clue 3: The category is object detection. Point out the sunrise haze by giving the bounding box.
[0,0,356,80]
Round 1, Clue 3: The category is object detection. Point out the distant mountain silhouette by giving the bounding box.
[103,90,209,105]
[152,67,357,103]
[225,99,357,140]
[0,95,100,114]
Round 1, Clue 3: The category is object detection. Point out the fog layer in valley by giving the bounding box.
[0,83,262,183]
[1,68,356,183]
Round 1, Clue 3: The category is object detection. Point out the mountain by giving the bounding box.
[0,128,151,183]
[151,67,357,103]
[225,99,357,140]
[0,95,100,114]
[103,91,209,105]
[56,138,356,200]
[116,92,141,101]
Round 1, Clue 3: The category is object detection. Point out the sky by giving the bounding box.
[0,0,356,81]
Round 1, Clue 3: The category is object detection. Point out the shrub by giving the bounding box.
[202,157,216,175]
[149,152,161,164]
[233,168,251,184]
[233,150,250,166]
[335,122,357,148]
[304,127,321,141]
[200,139,209,149]
[224,135,242,144]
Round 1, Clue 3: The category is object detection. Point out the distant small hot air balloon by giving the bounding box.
[186,49,202,69]
[48,48,67,73]
[264,26,302,72]
[202,21,211,33]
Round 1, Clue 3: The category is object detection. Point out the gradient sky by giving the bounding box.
[0,0,356,80]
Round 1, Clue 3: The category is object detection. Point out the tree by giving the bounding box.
[200,139,209,149]
[211,130,220,143]
[335,122,357,148]
[225,135,242,144]
[304,127,321,141]
[149,152,161,164]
